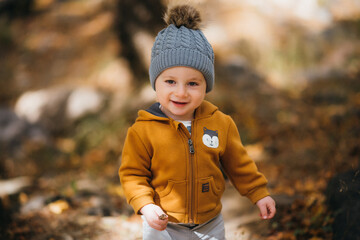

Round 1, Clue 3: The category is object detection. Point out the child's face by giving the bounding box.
[155,66,207,121]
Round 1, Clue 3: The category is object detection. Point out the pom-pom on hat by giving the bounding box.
[149,5,215,93]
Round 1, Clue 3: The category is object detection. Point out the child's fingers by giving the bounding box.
[147,214,168,231]
[266,198,276,219]
[268,202,276,219]
[151,218,168,231]
[151,205,168,230]
[154,205,168,221]
[148,219,167,231]
[256,196,276,220]
[141,204,168,231]
[258,204,269,219]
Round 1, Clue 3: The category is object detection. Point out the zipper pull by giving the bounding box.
[188,139,195,154]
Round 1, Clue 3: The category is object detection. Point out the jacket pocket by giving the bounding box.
[154,180,187,214]
[198,176,223,213]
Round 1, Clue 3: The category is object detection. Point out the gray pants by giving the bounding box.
[142,214,226,240]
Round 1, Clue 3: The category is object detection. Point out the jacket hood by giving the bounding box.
[136,100,218,122]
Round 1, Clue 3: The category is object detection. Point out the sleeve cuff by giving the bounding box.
[246,186,270,204]
[129,194,155,214]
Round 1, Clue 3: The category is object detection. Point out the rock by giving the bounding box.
[14,86,106,132]
[0,176,32,197]
[0,108,27,143]
[66,87,104,120]
[0,107,49,173]
[0,108,48,152]
[14,86,71,131]
[21,195,47,214]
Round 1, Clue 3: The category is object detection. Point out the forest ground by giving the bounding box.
[1,1,360,239]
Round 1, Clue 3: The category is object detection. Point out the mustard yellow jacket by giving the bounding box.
[119,100,269,224]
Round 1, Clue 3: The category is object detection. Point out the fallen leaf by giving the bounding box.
[48,199,69,214]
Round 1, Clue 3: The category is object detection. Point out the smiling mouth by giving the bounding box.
[171,100,188,106]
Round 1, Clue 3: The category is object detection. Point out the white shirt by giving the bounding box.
[178,120,192,134]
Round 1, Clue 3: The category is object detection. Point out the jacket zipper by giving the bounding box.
[188,138,195,223]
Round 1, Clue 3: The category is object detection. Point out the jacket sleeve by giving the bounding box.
[220,116,270,204]
[119,127,155,214]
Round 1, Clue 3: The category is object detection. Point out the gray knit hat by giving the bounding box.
[149,5,215,93]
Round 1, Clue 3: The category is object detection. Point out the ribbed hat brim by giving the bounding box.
[149,48,214,93]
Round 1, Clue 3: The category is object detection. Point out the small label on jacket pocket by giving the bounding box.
[202,182,209,192]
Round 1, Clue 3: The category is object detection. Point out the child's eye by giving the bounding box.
[165,80,175,84]
[188,82,199,86]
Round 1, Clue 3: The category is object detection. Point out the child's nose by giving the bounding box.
[174,84,187,97]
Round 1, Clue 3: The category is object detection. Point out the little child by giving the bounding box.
[119,4,276,240]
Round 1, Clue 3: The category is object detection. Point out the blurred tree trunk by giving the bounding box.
[0,0,34,105]
[0,0,34,20]
[115,0,165,85]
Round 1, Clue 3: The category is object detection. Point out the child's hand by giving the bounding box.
[140,204,168,231]
[256,196,276,220]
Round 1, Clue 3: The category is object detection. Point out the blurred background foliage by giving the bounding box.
[0,0,359,239]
